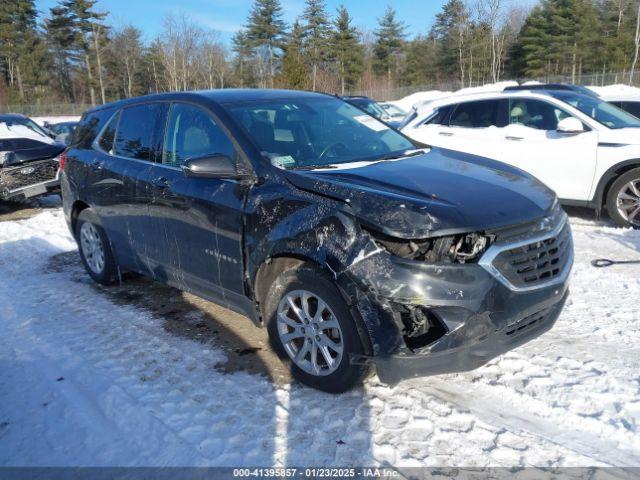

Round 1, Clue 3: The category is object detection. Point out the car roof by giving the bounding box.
[85,89,334,115]
[413,89,589,115]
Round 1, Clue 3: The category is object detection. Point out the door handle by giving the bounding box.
[505,136,524,141]
[151,176,170,189]
[439,131,454,136]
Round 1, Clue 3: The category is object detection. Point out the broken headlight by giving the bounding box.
[0,151,13,166]
[366,228,493,264]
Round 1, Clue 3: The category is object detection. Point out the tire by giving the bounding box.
[606,168,640,229]
[264,264,370,393]
[75,209,118,285]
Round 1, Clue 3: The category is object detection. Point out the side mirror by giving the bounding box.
[182,154,243,179]
[557,117,585,134]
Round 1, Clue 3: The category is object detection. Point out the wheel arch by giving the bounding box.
[252,253,374,356]
[594,159,640,209]
[70,200,91,235]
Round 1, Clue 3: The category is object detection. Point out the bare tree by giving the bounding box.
[630,1,640,83]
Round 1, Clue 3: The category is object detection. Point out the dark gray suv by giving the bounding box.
[61,89,573,392]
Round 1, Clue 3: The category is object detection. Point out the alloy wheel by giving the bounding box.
[276,289,344,376]
[616,179,640,226]
[80,222,106,274]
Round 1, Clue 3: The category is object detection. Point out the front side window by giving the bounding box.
[223,96,415,170]
[548,91,640,129]
[448,100,499,128]
[113,103,166,161]
[421,106,452,126]
[508,98,571,131]
[163,103,235,167]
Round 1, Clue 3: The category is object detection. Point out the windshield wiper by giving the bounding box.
[288,164,338,170]
[373,149,425,162]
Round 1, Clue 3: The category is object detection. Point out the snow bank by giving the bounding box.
[32,115,81,126]
[391,81,519,112]
[587,84,640,100]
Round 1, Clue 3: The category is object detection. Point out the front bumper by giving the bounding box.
[0,158,61,201]
[340,218,573,384]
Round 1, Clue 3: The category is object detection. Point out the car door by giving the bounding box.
[407,105,453,147]
[94,102,168,274]
[144,102,249,308]
[498,97,598,201]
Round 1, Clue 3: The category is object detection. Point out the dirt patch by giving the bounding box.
[0,195,62,222]
[46,251,292,384]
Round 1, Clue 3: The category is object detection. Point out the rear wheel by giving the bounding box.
[75,209,118,284]
[265,264,370,393]
[606,168,640,228]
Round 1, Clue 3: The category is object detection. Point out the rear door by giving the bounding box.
[498,97,598,201]
[144,102,248,305]
[94,102,167,273]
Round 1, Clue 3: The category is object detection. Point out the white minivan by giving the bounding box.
[400,90,640,228]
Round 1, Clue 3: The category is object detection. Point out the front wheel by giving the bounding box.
[265,264,370,393]
[75,208,118,284]
[606,168,640,228]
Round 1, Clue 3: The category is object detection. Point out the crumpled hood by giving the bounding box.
[0,132,65,167]
[285,147,556,238]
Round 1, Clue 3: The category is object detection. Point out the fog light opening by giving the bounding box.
[398,305,448,351]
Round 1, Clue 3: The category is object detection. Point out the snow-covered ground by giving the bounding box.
[1,205,639,467]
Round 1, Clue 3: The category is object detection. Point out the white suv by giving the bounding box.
[400,89,640,228]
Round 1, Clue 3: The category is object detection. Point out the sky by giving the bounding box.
[34,0,454,45]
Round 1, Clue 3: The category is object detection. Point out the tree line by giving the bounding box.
[1,0,640,107]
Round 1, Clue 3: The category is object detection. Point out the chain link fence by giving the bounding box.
[3,72,640,116]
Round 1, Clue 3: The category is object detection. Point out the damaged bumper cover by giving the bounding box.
[344,213,573,384]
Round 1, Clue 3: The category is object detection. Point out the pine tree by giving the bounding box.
[402,36,438,86]
[246,0,287,87]
[280,20,308,89]
[430,0,469,82]
[232,29,256,87]
[373,6,406,85]
[302,0,331,91]
[330,6,363,94]
[0,0,40,101]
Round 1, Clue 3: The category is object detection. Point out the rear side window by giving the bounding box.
[421,105,452,126]
[449,100,499,128]
[72,108,115,149]
[113,103,167,161]
[98,111,119,152]
[163,103,235,167]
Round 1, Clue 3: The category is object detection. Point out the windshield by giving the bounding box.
[549,91,640,129]
[224,96,416,169]
[1,116,51,137]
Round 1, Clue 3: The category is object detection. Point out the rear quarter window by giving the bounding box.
[71,108,116,149]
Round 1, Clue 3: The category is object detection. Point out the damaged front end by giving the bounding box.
[339,205,573,384]
[0,139,64,201]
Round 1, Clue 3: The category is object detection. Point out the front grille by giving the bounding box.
[492,222,572,288]
[480,209,573,291]
[505,308,549,337]
[0,158,59,192]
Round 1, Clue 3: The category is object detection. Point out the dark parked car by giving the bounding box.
[0,113,64,201]
[61,90,573,392]
[342,95,401,127]
[46,121,79,145]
